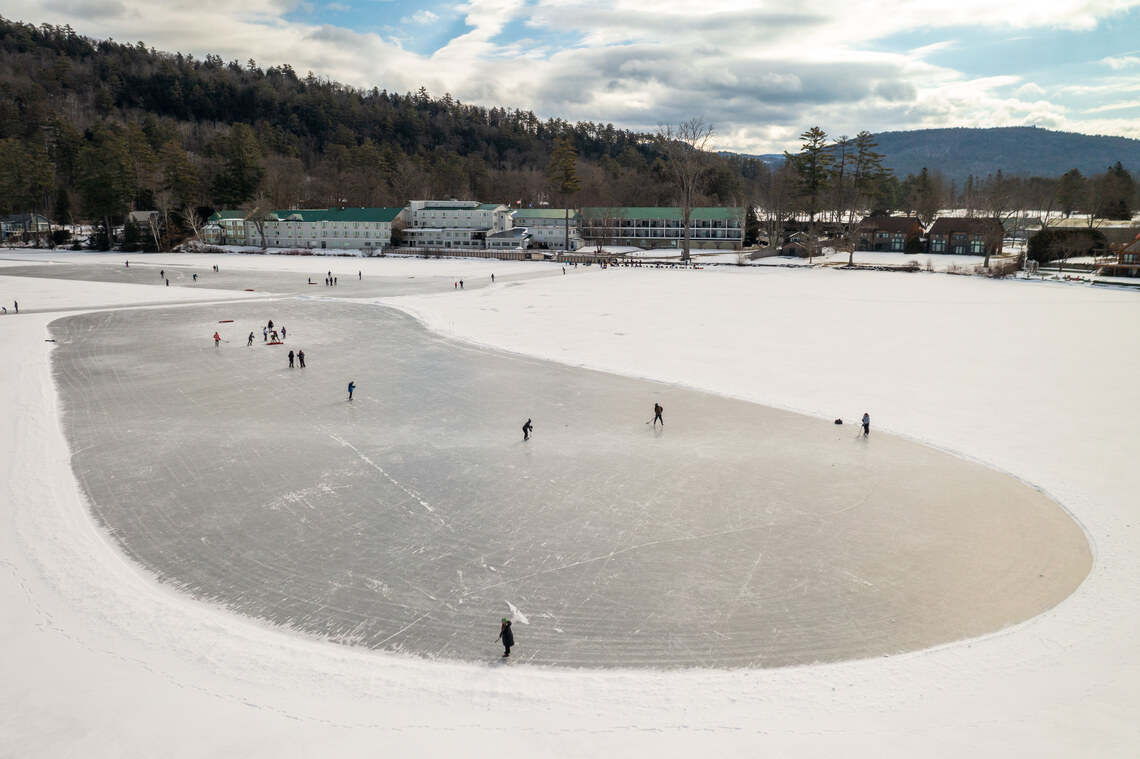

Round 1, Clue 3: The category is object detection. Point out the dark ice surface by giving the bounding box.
[49,296,1091,669]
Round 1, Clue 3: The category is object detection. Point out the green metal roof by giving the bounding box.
[513,208,579,220]
[208,210,249,222]
[580,207,743,221]
[268,207,405,223]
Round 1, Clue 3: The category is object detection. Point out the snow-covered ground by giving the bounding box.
[2,250,1138,757]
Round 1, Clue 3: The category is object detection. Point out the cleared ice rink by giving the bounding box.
[49,287,1090,669]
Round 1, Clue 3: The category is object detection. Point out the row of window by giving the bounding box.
[929,238,987,253]
[590,229,742,239]
[583,220,741,229]
[269,231,389,239]
[269,221,387,229]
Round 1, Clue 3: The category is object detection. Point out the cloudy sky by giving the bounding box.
[9,0,1140,153]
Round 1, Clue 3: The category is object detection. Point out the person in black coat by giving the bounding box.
[497,618,514,657]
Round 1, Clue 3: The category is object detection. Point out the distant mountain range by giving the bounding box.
[753,126,1140,183]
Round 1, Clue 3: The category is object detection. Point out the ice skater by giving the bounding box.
[270,329,279,342]
[281,326,286,340]
[496,618,514,658]
[348,381,355,401]
[213,331,221,347]
[652,402,664,427]
[263,327,268,342]
[861,412,871,437]
[522,418,533,441]
[247,332,254,346]
[288,350,294,368]
[192,273,197,281]
[491,273,495,282]
[297,350,305,368]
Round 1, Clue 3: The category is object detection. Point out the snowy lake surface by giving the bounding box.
[50,296,1088,668]
[3,250,1136,757]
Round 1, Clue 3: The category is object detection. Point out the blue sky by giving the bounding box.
[12,0,1140,152]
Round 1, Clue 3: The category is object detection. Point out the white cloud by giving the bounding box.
[6,0,1140,153]
[402,9,439,23]
[1100,54,1140,69]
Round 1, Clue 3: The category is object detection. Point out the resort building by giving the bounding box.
[404,200,512,249]
[260,207,405,251]
[511,208,583,251]
[203,210,253,246]
[206,207,406,251]
[579,207,744,250]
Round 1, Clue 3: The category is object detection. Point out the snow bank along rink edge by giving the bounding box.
[0,252,1135,757]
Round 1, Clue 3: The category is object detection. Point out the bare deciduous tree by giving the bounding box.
[658,117,715,262]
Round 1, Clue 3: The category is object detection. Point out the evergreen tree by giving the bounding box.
[158,140,200,208]
[547,136,581,250]
[1056,168,1085,217]
[1092,162,1135,220]
[77,125,136,248]
[786,126,832,221]
[211,123,265,206]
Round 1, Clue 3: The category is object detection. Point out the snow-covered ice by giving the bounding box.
[2,250,1137,756]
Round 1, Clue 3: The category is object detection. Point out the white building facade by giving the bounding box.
[511,208,583,251]
[404,200,512,249]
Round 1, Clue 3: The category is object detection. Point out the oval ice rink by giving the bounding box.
[50,297,1091,669]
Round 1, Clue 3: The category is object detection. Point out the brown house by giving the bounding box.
[856,216,924,252]
[1097,232,1140,278]
[926,217,1004,256]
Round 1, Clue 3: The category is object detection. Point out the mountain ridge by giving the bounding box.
[750,126,1140,183]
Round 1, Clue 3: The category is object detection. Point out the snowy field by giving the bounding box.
[2,250,1138,756]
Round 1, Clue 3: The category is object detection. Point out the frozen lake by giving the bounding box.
[48,289,1091,669]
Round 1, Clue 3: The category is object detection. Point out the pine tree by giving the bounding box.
[547,136,581,251]
[787,126,832,221]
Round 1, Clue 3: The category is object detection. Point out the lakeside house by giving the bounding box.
[1097,232,1140,278]
[856,215,923,252]
[926,217,1005,256]
[1,213,53,243]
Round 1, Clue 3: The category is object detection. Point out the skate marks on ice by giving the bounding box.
[50,300,1091,669]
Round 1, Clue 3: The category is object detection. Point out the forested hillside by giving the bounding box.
[873,127,1140,184]
[0,16,764,241]
[0,16,1136,252]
